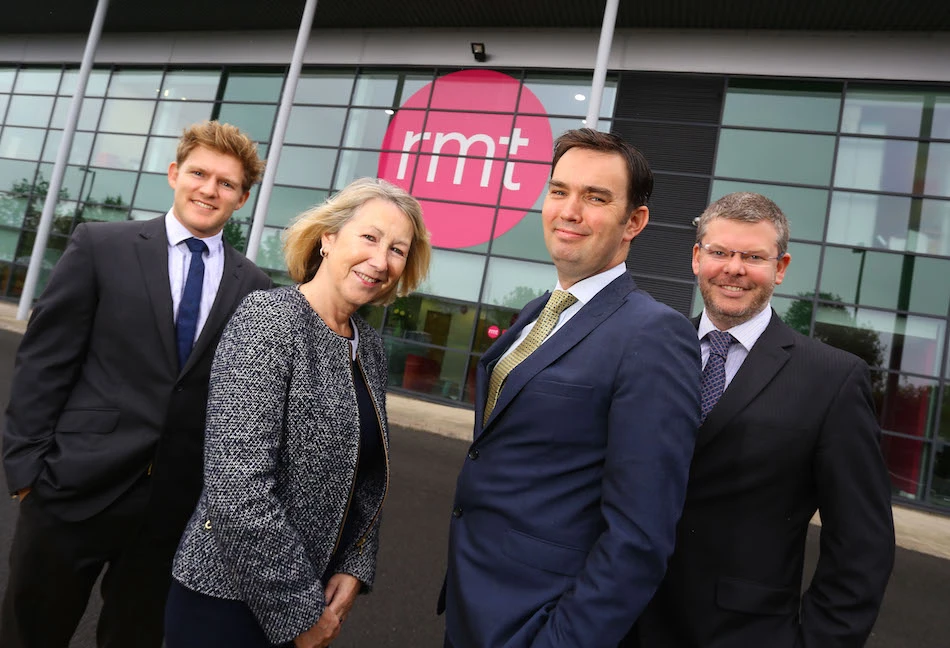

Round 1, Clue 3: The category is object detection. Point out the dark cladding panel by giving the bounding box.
[629,275,696,317]
[627,224,696,283]
[649,172,712,227]
[612,121,718,176]
[614,73,724,124]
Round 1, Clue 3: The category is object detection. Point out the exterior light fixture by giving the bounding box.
[471,42,487,63]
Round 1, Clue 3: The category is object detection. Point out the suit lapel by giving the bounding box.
[181,242,246,376]
[135,217,177,372]
[696,312,795,450]
[479,274,635,435]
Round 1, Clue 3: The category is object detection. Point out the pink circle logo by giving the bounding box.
[378,70,553,248]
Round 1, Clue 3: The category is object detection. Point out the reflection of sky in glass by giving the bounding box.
[416,249,485,302]
[723,84,841,132]
[481,256,554,308]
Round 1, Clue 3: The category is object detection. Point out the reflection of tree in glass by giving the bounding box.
[223,220,248,253]
[784,291,885,388]
[500,285,545,310]
[1,176,72,233]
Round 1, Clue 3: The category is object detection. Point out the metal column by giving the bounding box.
[586,0,620,129]
[245,0,319,262]
[17,0,110,320]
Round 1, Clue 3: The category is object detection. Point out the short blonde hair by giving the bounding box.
[283,178,431,306]
[176,121,265,192]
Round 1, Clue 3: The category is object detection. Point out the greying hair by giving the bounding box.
[695,192,790,255]
[283,178,431,306]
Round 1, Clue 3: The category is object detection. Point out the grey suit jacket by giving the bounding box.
[172,287,390,645]
[3,216,271,529]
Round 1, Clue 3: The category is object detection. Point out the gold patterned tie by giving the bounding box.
[484,290,578,423]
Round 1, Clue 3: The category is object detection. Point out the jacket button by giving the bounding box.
[452,506,463,518]
[468,449,479,460]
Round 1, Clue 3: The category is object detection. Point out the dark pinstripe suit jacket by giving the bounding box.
[632,311,895,648]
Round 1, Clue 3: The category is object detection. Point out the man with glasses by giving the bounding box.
[630,191,895,648]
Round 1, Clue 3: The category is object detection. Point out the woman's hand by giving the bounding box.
[325,573,362,624]
[293,610,341,648]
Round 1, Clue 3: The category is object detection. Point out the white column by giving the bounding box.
[585,0,620,129]
[245,0,319,262]
[17,0,110,320]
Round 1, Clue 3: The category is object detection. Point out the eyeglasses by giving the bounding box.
[697,242,782,267]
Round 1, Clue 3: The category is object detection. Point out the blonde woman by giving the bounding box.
[166,178,431,648]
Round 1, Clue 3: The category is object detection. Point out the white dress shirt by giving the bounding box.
[497,262,627,364]
[165,211,225,342]
[697,304,773,390]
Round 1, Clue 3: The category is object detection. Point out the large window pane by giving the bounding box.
[107,70,161,99]
[385,340,468,401]
[351,71,428,107]
[715,129,835,186]
[0,68,15,93]
[222,72,283,102]
[834,137,918,193]
[416,249,485,302]
[814,306,944,376]
[874,372,939,439]
[50,97,104,131]
[820,247,950,316]
[5,95,54,128]
[255,226,286,271]
[342,108,393,149]
[0,95,8,122]
[215,103,276,143]
[828,193,950,257]
[775,241,819,299]
[90,134,146,170]
[488,210,548,262]
[160,70,220,101]
[132,172,170,212]
[0,192,29,228]
[333,148,378,190]
[481,256,554,308]
[382,294,475,352]
[36,164,88,205]
[842,88,934,138]
[265,186,327,228]
[723,80,841,132]
[472,303,522,354]
[285,106,346,146]
[521,73,617,118]
[923,142,950,198]
[880,433,928,501]
[0,128,46,160]
[59,68,109,97]
[99,99,155,134]
[710,180,828,242]
[276,146,336,189]
[142,136,178,173]
[41,131,94,166]
[14,68,61,94]
[151,100,213,136]
[0,228,19,261]
[294,71,354,105]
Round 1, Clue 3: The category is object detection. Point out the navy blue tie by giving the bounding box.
[700,330,734,421]
[176,238,208,370]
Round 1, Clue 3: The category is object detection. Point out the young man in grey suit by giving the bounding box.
[631,192,895,648]
[1,120,272,648]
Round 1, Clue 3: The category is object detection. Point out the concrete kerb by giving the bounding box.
[3,300,948,560]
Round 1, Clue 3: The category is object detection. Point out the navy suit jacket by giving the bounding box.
[632,312,895,648]
[442,272,701,648]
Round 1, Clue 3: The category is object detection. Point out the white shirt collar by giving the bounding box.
[698,303,773,352]
[164,210,224,251]
[555,262,626,305]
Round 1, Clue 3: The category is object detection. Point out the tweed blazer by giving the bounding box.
[172,286,390,644]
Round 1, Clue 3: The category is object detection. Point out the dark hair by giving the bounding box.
[551,128,654,210]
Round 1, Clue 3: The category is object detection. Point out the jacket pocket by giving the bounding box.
[502,528,588,576]
[522,379,594,401]
[54,409,121,434]
[716,577,799,615]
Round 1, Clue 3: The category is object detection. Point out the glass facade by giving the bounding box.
[2,63,949,511]
[702,79,950,510]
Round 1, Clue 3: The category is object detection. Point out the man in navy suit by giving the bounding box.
[440,129,701,648]
[632,192,894,647]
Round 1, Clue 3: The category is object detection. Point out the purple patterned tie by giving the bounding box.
[700,330,734,421]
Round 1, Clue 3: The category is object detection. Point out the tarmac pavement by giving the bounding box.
[0,323,947,646]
